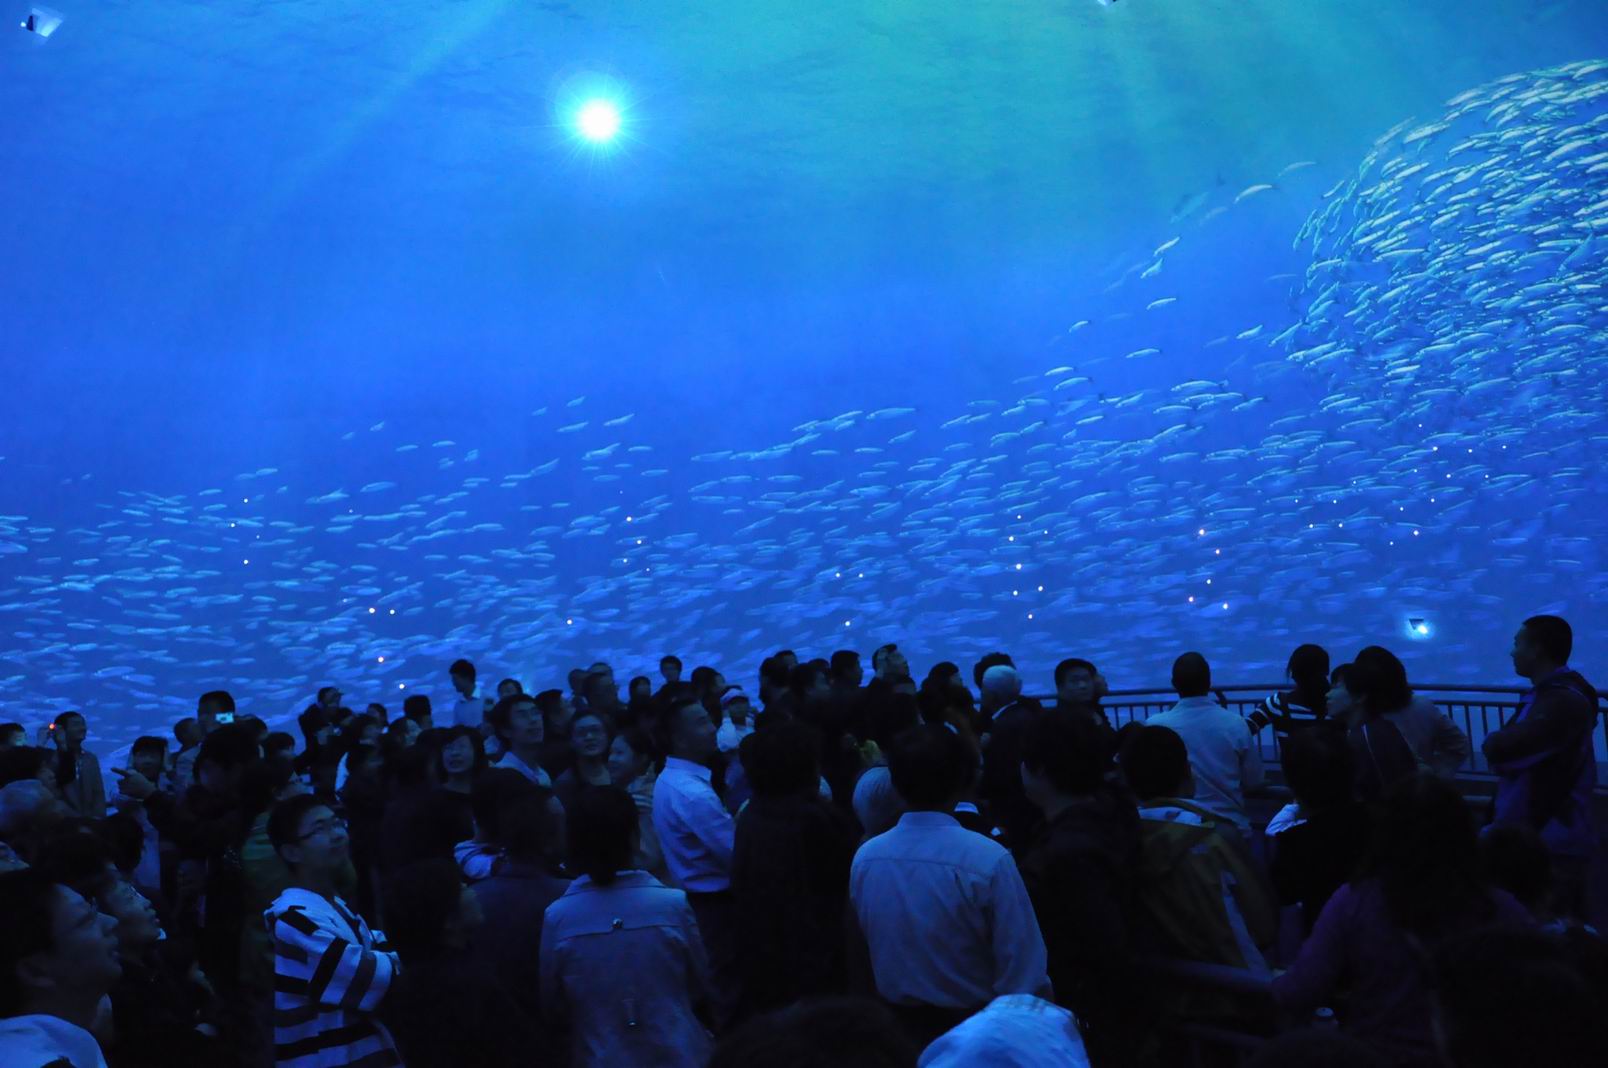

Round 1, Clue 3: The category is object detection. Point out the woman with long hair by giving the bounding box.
[1349,646,1471,775]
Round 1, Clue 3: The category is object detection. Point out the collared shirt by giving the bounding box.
[652,757,736,892]
[496,749,552,788]
[0,1013,109,1068]
[850,811,1051,1009]
[1146,696,1264,834]
[451,688,490,729]
[539,871,710,1068]
[715,720,753,754]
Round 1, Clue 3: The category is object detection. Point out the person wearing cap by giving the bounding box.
[715,689,755,754]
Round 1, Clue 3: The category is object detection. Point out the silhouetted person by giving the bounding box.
[1266,727,1372,933]
[1247,644,1331,738]
[1484,614,1599,919]
[51,712,104,820]
[1351,646,1470,775]
[1146,653,1263,840]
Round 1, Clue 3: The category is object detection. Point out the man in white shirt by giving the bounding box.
[851,724,1051,1048]
[652,698,738,1026]
[714,688,755,753]
[448,659,493,731]
[0,867,122,1068]
[1145,653,1264,838]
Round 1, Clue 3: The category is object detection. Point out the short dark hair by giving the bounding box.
[829,650,860,678]
[130,736,167,759]
[34,831,117,904]
[788,661,827,697]
[469,768,539,844]
[267,794,329,856]
[0,723,24,746]
[1171,652,1211,697]
[1022,709,1110,795]
[566,786,639,887]
[197,723,260,774]
[887,725,971,809]
[173,717,198,741]
[1287,644,1331,691]
[501,790,557,863]
[533,690,565,719]
[402,694,433,723]
[449,659,475,679]
[199,690,235,714]
[690,666,719,693]
[740,723,821,798]
[487,694,537,740]
[383,859,466,963]
[52,710,83,728]
[316,686,340,705]
[759,658,789,693]
[0,868,66,1016]
[496,678,523,695]
[972,651,1012,688]
[1522,615,1572,664]
[240,756,298,820]
[1054,657,1097,689]
[1280,728,1355,810]
[436,725,488,780]
[1121,725,1190,800]
[263,732,296,758]
[660,655,682,669]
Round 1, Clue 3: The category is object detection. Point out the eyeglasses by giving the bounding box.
[297,817,347,842]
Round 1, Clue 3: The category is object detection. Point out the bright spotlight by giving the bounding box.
[575,99,621,143]
[1406,617,1432,640]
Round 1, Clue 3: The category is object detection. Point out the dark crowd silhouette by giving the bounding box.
[1,615,1604,1067]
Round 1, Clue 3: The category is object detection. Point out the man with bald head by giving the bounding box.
[1144,653,1263,839]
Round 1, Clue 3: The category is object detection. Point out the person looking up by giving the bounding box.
[1484,614,1599,919]
[196,691,235,738]
[583,671,623,719]
[850,724,1051,1048]
[1145,652,1263,841]
[541,787,711,1066]
[1327,663,1418,800]
[567,668,590,711]
[715,690,755,754]
[170,718,203,796]
[265,794,400,1067]
[831,650,865,691]
[651,698,738,1027]
[50,712,104,820]
[437,726,487,797]
[0,868,122,1068]
[488,695,550,787]
[554,711,614,812]
[1265,727,1372,934]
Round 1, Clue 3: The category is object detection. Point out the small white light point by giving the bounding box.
[377,656,385,663]
[1222,602,1229,610]
[368,607,376,614]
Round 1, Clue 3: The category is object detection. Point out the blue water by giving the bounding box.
[3,1,1607,749]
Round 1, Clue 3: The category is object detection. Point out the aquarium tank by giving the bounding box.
[2,0,1606,749]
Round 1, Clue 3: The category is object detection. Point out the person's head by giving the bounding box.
[196,690,234,734]
[607,726,658,786]
[972,651,1014,689]
[1351,646,1413,716]
[1021,709,1110,807]
[789,661,832,704]
[0,779,67,850]
[437,726,488,781]
[487,694,543,751]
[386,717,421,752]
[338,713,381,754]
[240,756,307,820]
[758,658,790,703]
[829,650,863,688]
[1479,823,1552,916]
[584,671,619,710]
[496,678,523,700]
[980,664,1022,709]
[1286,644,1331,695]
[365,702,389,726]
[627,676,653,703]
[1431,926,1606,1068]
[887,725,973,811]
[384,858,481,962]
[297,706,332,749]
[52,711,86,750]
[262,731,296,761]
[0,723,24,750]
[708,997,921,1068]
[775,649,799,672]
[1054,658,1099,707]
[35,832,163,955]
[570,711,615,762]
[469,769,540,846]
[316,686,343,712]
[566,786,639,886]
[0,746,57,790]
[925,661,965,694]
[567,668,588,696]
[173,717,201,750]
[720,688,753,726]
[0,868,122,1019]
[449,658,476,696]
[268,795,350,881]
[345,743,383,782]
[1280,727,1356,811]
[1327,663,1359,723]
[660,700,718,764]
[588,661,615,686]
[402,693,434,730]
[1120,725,1192,801]
[1372,773,1485,936]
[741,722,821,799]
[659,655,683,685]
[195,723,260,796]
[690,665,719,697]
[1171,652,1211,698]
[534,689,574,733]
[128,737,166,784]
[1512,615,1572,680]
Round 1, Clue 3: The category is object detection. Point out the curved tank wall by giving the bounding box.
[2,1,1606,746]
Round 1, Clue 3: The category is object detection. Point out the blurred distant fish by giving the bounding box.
[1235,183,1275,204]
[558,422,588,433]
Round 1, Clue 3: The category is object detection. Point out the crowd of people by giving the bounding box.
[0,614,1603,1067]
